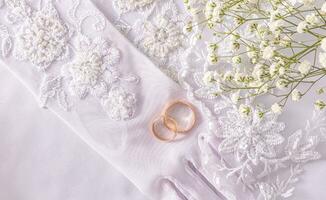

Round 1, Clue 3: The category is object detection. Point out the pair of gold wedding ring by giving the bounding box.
[150,100,196,142]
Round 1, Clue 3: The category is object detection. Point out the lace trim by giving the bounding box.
[1,0,139,121]
[111,0,189,81]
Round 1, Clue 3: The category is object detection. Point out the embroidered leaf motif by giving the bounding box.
[194,87,220,99]
[0,25,9,38]
[218,137,238,153]
[121,74,140,83]
[264,133,284,146]
[57,90,69,111]
[39,76,62,108]
[1,37,12,57]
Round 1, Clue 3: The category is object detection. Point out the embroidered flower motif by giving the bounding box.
[13,3,69,70]
[101,86,136,121]
[61,36,137,121]
[218,108,285,164]
[4,0,32,21]
[63,36,120,99]
[113,0,154,14]
[140,15,183,59]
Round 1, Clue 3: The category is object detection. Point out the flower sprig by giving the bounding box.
[183,0,326,115]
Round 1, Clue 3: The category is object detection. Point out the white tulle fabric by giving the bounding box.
[0,64,147,200]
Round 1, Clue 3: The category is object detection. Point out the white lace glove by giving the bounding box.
[0,0,254,199]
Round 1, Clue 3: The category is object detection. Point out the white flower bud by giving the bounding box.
[232,56,241,64]
[239,104,251,117]
[297,21,308,33]
[315,100,326,110]
[305,14,320,25]
[231,92,240,104]
[271,103,282,114]
[320,38,326,52]
[319,52,326,69]
[203,71,218,85]
[262,46,275,60]
[322,2,326,14]
[291,89,302,101]
[298,60,311,75]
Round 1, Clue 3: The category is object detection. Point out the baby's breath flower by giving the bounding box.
[299,0,315,7]
[305,13,320,25]
[234,72,246,83]
[231,41,240,51]
[320,38,326,51]
[271,103,282,114]
[322,2,326,14]
[249,22,258,32]
[298,60,311,75]
[207,53,219,65]
[239,104,252,117]
[203,71,218,85]
[232,56,241,64]
[315,100,326,110]
[248,0,258,4]
[183,21,193,33]
[319,52,326,68]
[278,67,285,75]
[291,89,302,101]
[269,20,284,33]
[183,0,326,114]
[269,62,278,76]
[223,71,233,81]
[259,84,269,94]
[276,79,288,89]
[262,46,275,60]
[231,91,240,103]
[207,43,218,52]
[297,21,308,33]
[252,63,264,77]
[279,36,292,47]
[317,88,325,95]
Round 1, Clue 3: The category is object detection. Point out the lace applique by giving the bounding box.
[101,86,136,121]
[0,25,12,57]
[113,0,154,15]
[179,45,326,199]
[62,36,120,98]
[7,1,70,70]
[61,35,138,120]
[112,0,188,81]
[4,0,32,23]
[1,0,139,121]
[218,107,285,166]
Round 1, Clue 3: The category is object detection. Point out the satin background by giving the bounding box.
[0,0,326,199]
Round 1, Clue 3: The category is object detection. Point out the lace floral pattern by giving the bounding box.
[101,86,136,121]
[139,13,183,60]
[218,107,285,165]
[62,36,120,98]
[179,36,326,199]
[113,0,154,15]
[1,0,139,121]
[11,1,69,70]
[112,0,187,81]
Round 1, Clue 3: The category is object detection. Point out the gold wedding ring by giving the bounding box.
[150,100,196,142]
